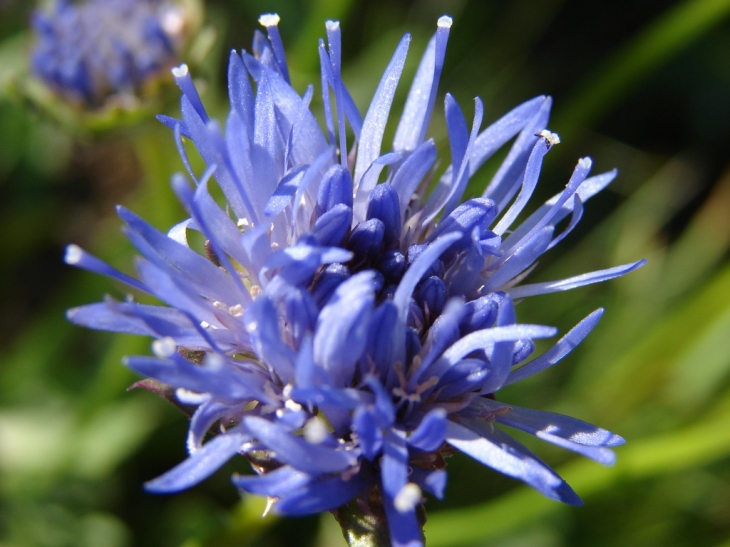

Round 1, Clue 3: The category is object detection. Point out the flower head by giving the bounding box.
[31,0,188,105]
[67,14,645,546]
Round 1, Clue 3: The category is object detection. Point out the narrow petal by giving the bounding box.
[275,471,371,516]
[394,232,461,322]
[505,309,603,385]
[493,136,553,235]
[64,245,148,293]
[507,260,647,298]
[144,433,248,493]
[244,416,357,474]
[232,465,311,497]
[445,420,582,505]
[391,139,437,220]
[314,271,378,386]
[353,34,411,189]
[408,408,447,452]
[393,16,451,153]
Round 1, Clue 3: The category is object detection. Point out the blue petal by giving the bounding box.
[274,470,371,516]
[363,301,399,379]
[441,96,484,218]
[483,97,552,209]
[227,51,255,144]
[66,300,183,337]
[316,164,354,215]
[479,296,516,394]
[180,96,251,219]
[353,152,401,222]
[188,400,233,453]
[381,432,423,547]
[353,34,411,188]
[314,271,379,387]
[394,232,461,322]
[432,323,557,372]
[259,15,291,84]
[252,71,283,199]
[426,198,498,262]
[145,432,248,493]
[125,354,266,402]
[233,465,311,497]
[325,20,348,169]
[459,293,501,334]
[353,407,383,461]
[415,276,447,318]
[445,420,582,505]
[264,166,307,216]
[310,203,352,247]
[172,64,209,123]
[283,290,319,350]
[171,174,252,302]
[117,206,240,304]
[410,467,446,499]
[366,183,402,249]
[311,263,350,308]
[483,399,624,448]
[243,53,329,167]
[435,358,490,399]
[381,429,409,499]
[393,17,450,153]
[244,416,357,474]
[348,218,385,262]
[481,226,554,293]
[502,157,592,257]
[376,249,407,283]
[479,402,621,465]
[505,309,604,385]
[390,139,437,220]
[493,135,553,235]
[244,297,296,382]
[64,244,148,293]
[408,408,447,452]
[507,260,647,298]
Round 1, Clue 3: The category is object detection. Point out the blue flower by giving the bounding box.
[31,0,188,105]
[66,14,645,547]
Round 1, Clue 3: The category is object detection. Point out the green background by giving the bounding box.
[2,0,730,545]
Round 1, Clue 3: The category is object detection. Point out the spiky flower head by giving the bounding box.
[67,14,645,547]
[31,0,189,106]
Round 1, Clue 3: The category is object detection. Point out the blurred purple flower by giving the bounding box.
[31,0,187,105]
[66,14,644,546]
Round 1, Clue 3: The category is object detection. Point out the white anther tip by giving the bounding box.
[259,13,280,27]
[394,483,423,512]
[437,15,453,28]
[304,417,329,444]
[64,244,83,265]
[171,64,189,78]
[152,337,177,358]
[325,20,340,31]
[538,129,560,147]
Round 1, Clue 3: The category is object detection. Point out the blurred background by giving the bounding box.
[2,0,730,546]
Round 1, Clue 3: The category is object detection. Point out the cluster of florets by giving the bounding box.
[32,0,187,105]
[66,14,644,547]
